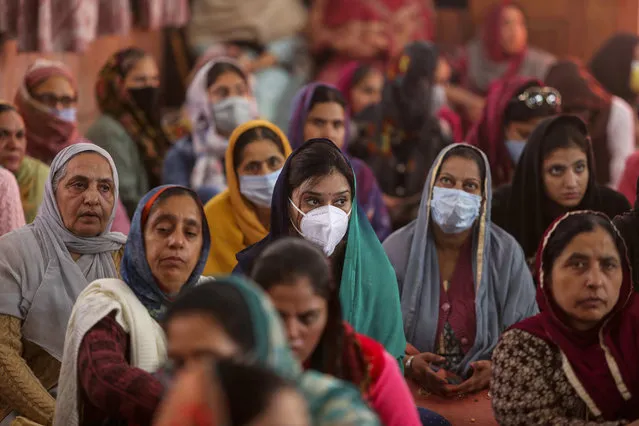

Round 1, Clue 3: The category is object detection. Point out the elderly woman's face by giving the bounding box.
[55,153,115,237]
[549,225,623,331]
[144,194,204,294]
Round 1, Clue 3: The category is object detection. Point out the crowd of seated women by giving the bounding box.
[3,1,639,425]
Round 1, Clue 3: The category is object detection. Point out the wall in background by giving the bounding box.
[437,0,639,63]
[0,30,162,133]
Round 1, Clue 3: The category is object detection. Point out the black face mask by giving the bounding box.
[128,86,160,124]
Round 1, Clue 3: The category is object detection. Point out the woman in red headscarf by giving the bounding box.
[492,211,639,425]
[455,2,554,95]
[308,0,435,85]
[446,2,555,122]
[465,77,560,187]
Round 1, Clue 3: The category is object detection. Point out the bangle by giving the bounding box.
[404,355,415,372]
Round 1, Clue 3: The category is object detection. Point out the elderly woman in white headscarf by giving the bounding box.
[0,143,126,426]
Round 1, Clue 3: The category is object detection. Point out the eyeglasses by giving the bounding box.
[32,93,78,109]
[517,86,562,109]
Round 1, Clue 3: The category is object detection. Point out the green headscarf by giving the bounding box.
[211,276,381,426]
[236,138,406,364]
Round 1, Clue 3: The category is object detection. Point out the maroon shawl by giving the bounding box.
[513,211,639,421]
[14,60,80,164]
[465,76,541,186]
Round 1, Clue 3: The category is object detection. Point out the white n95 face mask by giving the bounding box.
[289,199,350,256]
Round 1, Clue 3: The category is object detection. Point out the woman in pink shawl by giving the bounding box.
[0,167,25,237]
[308,0,435,85]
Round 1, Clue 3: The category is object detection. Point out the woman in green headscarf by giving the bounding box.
[162,276,381,425]
[234,138,406,365]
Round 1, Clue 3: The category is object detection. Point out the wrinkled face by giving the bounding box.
[303,102,346,149]
[549,226,623,331]
[31,75,77,112]
[0,110,27,173]
[144,194,204,294]
[435,155,483,196]
[289,172,352,231]
[542,146,589,208]
[55,153,115,237]
[248,388,310,426]
[350,69,384,115]
[266,276,328,363]
[500,6,527,55]
[207,70,249,104]
[166,313,240,371]
[124,56,160,89]
[237,138,285,177]
[504,116,546,141]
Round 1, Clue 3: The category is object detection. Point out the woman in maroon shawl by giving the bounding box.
[492,211,639,425]
[308,0,435,85]
[465,76,560,187]
[14,59,80,164]
[452,2,554,96]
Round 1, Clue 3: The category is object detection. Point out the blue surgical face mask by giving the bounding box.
[430,186,482,234]
[51,107,77,123]
[505,140,526,164]
[239,168,282,208]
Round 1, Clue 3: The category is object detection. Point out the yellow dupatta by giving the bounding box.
[203,120,292,274]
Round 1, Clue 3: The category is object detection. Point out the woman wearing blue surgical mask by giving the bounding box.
[203,120,290,274]
[163,58,258,203]
[235,138,406,367]
[383,144,537,422]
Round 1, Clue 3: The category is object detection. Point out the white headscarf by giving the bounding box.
[3,142,127,360]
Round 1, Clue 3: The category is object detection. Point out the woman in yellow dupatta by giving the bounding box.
[203,120,292,274]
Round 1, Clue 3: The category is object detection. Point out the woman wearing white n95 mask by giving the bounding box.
[382,144,537,421]
[203,120,291,275]
[235,138,406,367]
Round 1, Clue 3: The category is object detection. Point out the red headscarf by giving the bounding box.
[477,2,528,81]
[465,76,541,186]
[514,211,639,421]
[336,61,362,106]
[14,59,80,164]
